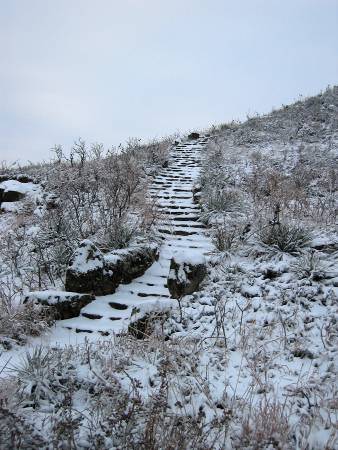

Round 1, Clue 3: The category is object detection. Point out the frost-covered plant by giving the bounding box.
[237,399,291,449]
[13,347,56,406]
[291,250,327,280]
[212,224,239,251]
[204,187,242,213]
[259,223,310,254]
[0,408,47,449]
[0,285,53,350]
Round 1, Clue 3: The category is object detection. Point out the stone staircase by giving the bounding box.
[58,137,212,336]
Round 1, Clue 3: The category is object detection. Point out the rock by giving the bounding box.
[45,193,59,210]
[0,179,41,207]
[105,244,159,285]
[188,132,200,140]
[65,240,159,296]
[3,190,25,202]
[0,188,25,203]
[16,174,35,183]
[128,304,170,339]
[0,174,35,183]
[24,291,94,319]
[128,311,167,339]
[65,240,106,295]
[167,252,207,299]
[192,184,201,204]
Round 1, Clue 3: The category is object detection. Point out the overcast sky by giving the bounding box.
[1,0,338,163]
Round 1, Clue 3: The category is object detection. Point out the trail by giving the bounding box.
[0,137,213,360]
[57,136,212,337]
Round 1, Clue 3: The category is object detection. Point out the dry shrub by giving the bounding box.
[212,223,245,252]
[204,188,242,213]
[237,399,292,449]
[7,337,230,449]
[0,287,53,350]
[0,408,47,450]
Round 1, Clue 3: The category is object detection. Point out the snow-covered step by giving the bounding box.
[55,136,212,336]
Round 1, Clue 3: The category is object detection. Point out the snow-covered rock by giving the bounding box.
[0,180,40,202]
[65,240,159,295]
[105,243,159,284]
[65,240,106,295]
[24,290,94,319]
[128,300,172,339]
[167,252,207,299]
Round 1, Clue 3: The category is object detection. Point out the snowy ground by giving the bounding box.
[1,89,337,449]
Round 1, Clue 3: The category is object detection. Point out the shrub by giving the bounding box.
[259,223,310,254]
[212,224,239,251]
[0,287,53,351]
[204,188,242,213]
[237,399,291,449]
[291,250,327,280]
[0,408,47,449]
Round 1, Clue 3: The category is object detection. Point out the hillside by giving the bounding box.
[0,87,337,449]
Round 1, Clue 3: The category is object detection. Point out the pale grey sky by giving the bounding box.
[1,0,338,163]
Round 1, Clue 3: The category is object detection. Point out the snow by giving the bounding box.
[69,239,104,273]
[0,180,39,194]
[0,202,21,212]
[26,290,89,305]
[1,89,338,448]
[172,250,206,266]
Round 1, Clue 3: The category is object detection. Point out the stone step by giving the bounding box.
[158,228,200,236]
[162,221,205,228]
[56,137,212,337]
[156,204,200,210]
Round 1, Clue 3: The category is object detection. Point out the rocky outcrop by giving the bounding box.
[0,179,41,207]
[65,240,106,295]
[188,132,200,140]
[0,174,36,183]
[105,244,159,284]
[0,188,25,204]
[65,240,159,296]
[24,291,94,319]
[167,252,207,299]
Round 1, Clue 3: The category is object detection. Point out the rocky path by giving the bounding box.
[56,137,213,337]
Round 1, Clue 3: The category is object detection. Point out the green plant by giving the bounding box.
[259,223,310,254]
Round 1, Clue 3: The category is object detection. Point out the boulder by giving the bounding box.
[0,180,40,207]
[167,252,207,299]
[105,244,159,285]
[45,193,59,210]
[1,190,25,202]
[188,132,200,140]
[24,290,94,319]
[65,240,106,295]
[128,303,171,339]
[128,311,167,339]
[16,174,35,183]
[65,240,159,296]
[0,174,35,183]
[192,184,201,204]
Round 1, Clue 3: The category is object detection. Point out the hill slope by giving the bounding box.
[0,88,337,449]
